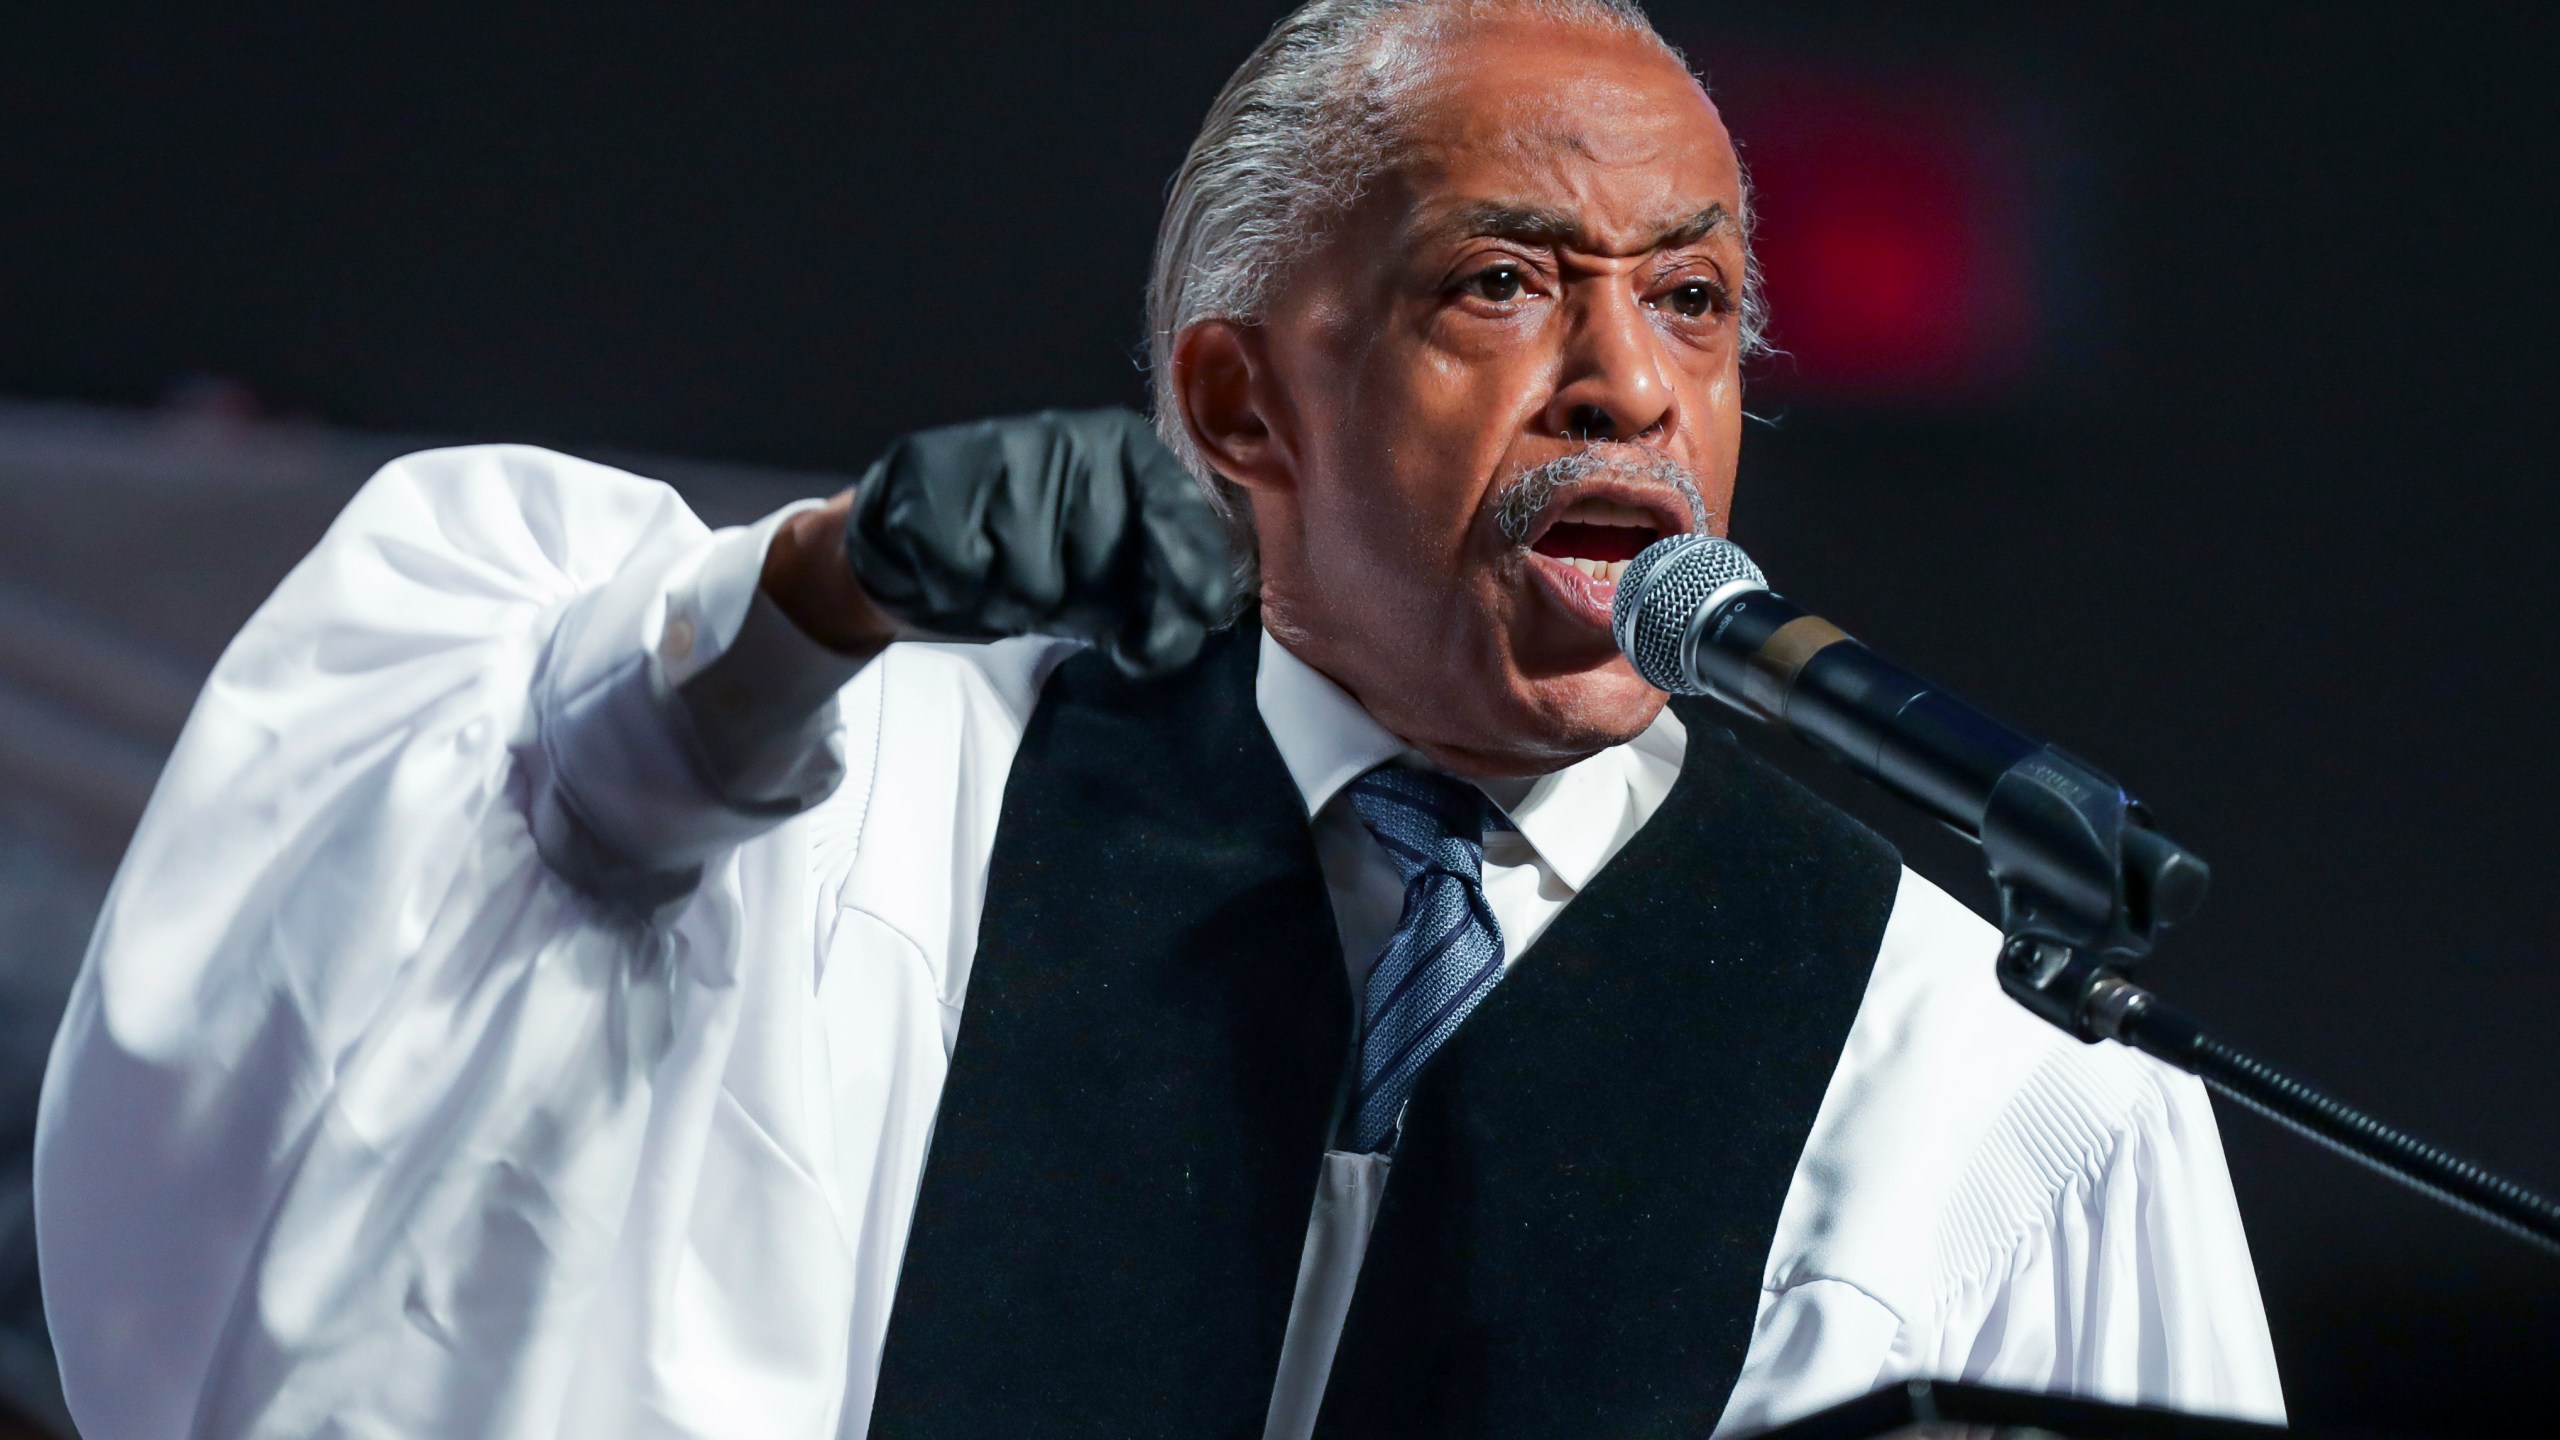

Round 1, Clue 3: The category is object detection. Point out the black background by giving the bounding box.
[5,4,2557,1432]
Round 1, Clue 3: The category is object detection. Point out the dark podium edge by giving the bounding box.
[1757,1379,2445,1440]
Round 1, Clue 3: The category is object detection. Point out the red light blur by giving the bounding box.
[1726,71,2038,400]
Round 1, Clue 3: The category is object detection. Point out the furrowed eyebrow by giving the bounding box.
[1450,202,1582,247]
[1647,204,1733,250]
[1431,201,1734,254]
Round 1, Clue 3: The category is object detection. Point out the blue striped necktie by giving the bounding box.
[1337,763,1508,1155]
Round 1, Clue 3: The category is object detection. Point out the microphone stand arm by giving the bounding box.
[1978,748,2560,1256]
[2084,973,2560,1255]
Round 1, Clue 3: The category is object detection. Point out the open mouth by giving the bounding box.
[1526,497,1676,585]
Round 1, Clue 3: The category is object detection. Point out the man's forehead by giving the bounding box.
[1376,17,1739,252]
[1427,77,1723,169]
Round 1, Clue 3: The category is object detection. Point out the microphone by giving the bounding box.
[1613,538,2560,1262]
[1610,534,2209,946]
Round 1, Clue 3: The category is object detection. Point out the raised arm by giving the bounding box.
[34,414,1230,1438]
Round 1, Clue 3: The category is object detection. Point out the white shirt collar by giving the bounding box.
[1255,629,1408,821]
[1253,629,1670,892]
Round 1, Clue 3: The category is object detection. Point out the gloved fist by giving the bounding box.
[842,408,1237,676]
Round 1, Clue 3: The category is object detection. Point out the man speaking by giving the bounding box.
[36,1,2285,1435]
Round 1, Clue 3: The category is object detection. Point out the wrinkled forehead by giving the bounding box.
[1371,17,1741,253]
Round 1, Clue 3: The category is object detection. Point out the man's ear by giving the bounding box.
[1171,319,1293,498]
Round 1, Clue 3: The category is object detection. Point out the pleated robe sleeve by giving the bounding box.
[35,445,871,1438]
[1715,871,2285,1436]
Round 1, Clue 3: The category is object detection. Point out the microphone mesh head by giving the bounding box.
[1611,535,1767,694]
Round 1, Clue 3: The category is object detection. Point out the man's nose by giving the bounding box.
[1541,284,1675,444]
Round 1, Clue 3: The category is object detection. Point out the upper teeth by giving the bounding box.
[1561,499,1658,527]
[1561,557,1630,582]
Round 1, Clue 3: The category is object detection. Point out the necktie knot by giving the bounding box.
[1345,764,1492,886]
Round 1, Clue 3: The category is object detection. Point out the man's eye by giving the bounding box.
[1661,280,1727,319]
[1462,265,1527,303]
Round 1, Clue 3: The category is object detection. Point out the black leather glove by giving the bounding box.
[843,408,1237,676]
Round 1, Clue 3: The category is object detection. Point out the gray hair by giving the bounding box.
[1145,0,1766,590]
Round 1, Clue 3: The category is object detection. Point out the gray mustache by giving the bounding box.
[1492,448,1712,549]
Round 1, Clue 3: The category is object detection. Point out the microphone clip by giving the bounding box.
[1981,746,2210,1042]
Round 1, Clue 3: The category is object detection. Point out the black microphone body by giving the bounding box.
[1682,584,2039,838]
[1613,535,2207,963]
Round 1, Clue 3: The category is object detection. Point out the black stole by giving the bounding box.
[868,625,1899,1438]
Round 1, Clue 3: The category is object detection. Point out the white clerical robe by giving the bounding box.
[35,445,2286,1439]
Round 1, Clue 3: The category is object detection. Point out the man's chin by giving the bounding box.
[1526,660,1670,750]
[1430,660,1669,780]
